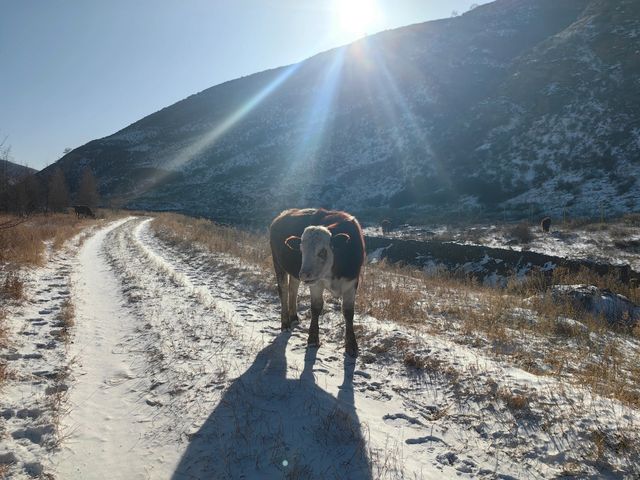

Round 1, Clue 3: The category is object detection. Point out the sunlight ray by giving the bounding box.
[167,63,301,172]
[360,39,449,190]
[291,49,346,172]
[130,63,301,202]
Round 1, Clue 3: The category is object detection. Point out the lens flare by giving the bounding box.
[335,0,380,37]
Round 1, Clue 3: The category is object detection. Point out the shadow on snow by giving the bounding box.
[172,332,372,479]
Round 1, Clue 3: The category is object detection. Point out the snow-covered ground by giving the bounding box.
[365,220,640,271]
[2,218,639,478]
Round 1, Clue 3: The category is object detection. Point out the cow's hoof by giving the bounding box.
[307,337,320,348]
[289,314,300,326]
[281,323,291,332]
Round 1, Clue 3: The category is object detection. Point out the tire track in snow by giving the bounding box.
[52,217,638,479]
[123,218,502,479]
[56,218,181,480]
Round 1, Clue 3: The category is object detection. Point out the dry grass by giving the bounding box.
[552,266,640,305]
[0,309,7,348]
[508,222,534,244]
[0,213,91,266]
[53,299,75,343]
[152,213,272,270]
[0,308,8,392]
[150,212,640,407]
[0,360,8,389]
[496,387,530,411]
[1,271,25,301]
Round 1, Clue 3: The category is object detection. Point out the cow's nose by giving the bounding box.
[299,270,313,282]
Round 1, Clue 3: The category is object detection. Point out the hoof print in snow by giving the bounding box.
[2,352,22,361]
[23,353,43,360]
[16,408,42,419]
[145,397,163,407]
[455,459,477,474]
[45,384,68,395]
[0,452,18,465]
[436,452,458,466]
[406,435,447,445]
[1,409,15,420]
[24,461,44,478]
[11,424,54,445]
[384,413,425,428]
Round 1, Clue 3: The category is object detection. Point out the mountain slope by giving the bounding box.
[46,0,640,223]
[1,160,37,185]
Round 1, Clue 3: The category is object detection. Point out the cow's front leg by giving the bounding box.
[308,283,324,347]
[275,267,290,330]
[342,283,358,357]
[288,277,300,326]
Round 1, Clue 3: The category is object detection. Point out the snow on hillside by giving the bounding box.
[1,218,639,478]
[44,0,640,224]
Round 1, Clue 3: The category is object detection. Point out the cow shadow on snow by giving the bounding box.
[172,332,372,480]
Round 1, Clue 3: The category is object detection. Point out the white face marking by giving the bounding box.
[299,226,333,283]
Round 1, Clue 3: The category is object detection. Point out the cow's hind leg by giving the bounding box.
[308,283,323,347]
[342,282,358,357]
[288,277,300,326]
[274,261,290,330]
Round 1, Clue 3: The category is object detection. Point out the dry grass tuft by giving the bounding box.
[53,299,75,343]
[0,308,8,392]
[1,271,25,301]
[496,387,530,411]
[151,213,272,271]
[0,213,91,266]
[552,266,640,305]
[508,222,533,244]
[403,351,427,370]
[0,309,8,349]
[0,361,8,388]
[589,427,639,466]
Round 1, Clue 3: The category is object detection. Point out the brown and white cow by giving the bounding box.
[269,208,366,357]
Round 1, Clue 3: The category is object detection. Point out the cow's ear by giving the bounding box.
[331,233,351,249]
[285,236,302,251]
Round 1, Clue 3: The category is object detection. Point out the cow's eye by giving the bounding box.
[318,248,327,260]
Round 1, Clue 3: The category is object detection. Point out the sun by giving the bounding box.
[334,0,380,38]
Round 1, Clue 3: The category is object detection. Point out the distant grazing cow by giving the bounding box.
[380,219,393,235]
[541,217,551,233]
[73,205,95,218]
[270,208,366,356]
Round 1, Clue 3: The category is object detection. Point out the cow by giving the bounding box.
[73,205,95,218]
[541,217,551,233]
[380,218,393,235]
[269,208,366,357]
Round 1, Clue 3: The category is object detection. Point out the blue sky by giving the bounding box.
[0,1,488,170]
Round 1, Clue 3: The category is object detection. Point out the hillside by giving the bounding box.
[0,160,37,185]
[44,0,640,223]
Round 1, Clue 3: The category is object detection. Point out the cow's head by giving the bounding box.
[285,226,350,284]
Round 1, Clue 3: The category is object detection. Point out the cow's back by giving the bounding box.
[269,208,365,281]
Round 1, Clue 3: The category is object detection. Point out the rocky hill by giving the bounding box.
[44,0,640,224]
[1,160,37,185]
